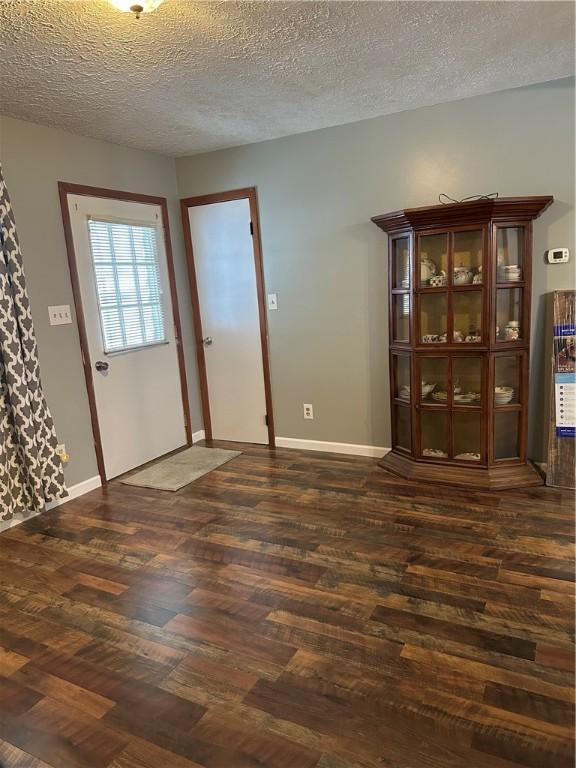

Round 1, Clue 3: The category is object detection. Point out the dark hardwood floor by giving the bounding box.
[0,442,574,768]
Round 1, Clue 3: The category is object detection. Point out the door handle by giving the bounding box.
[95,360,109,372]
[202,336,213,346]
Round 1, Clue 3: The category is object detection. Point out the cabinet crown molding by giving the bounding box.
[371,196,554,234]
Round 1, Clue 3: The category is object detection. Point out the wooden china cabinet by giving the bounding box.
[372,196,553,490]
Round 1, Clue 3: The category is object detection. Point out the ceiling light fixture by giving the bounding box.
[108,0,164,19]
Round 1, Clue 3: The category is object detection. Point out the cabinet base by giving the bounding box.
[379,451,544,490]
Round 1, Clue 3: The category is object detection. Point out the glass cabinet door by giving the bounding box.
[453,412,482,462]
[496,288,523,342]
[453,230,483,285]
[421,411,448,458]
[420,357,448,403]
[494,355,521,405]
[420,293,447,343]
[453,291,482,343]
[496,227,524,284]
[494,412,521,459]
[393,354,411,402]
[493,353,522,460]
[394,405,411,451]
[453,357,482,407]
[392,294,411,343]
[419,233,448,287]
[392,237,411,289]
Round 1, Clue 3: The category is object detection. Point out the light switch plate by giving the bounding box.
[48,305,72,326]
[267,293,278,311]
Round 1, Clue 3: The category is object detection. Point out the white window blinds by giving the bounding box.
[87,219,166,353]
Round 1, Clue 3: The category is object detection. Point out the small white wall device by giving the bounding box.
[546,248,569,264]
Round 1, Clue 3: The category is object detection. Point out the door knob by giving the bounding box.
[95,360,109,372]
[202,336,213,346]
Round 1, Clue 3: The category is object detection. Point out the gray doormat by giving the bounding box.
[121,446,241,491]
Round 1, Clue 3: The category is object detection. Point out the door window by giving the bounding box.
[88,219,166,353]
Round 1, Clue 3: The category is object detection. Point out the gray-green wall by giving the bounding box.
[0,116,202,486]
[176,78,575,462]
[1,78,574,489]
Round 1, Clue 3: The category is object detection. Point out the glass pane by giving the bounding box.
[495,356,521,405]
[88,219,166,354]
[496,288,523,342]
[453,291,482,343]
[453,230,483,285]
[420,358,448,403]
[392,237,410,289]
[421,411,448,458]
[394,406,411,450]
[420,293,447,343]
[420,233,448,287]
[453,358,482,406]
[497,227,524,283]
[494,412,520,459]
[395,355,411,402]
[453,412,481,461]
[393,294,410,343]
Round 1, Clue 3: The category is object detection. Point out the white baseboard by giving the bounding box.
[0,475,102,533]
[276,436,390,458]
[190,428,387,458]
[46,475,102,511]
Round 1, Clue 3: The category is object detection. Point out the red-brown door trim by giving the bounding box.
[180,187,276,447]
[58,181,192,484]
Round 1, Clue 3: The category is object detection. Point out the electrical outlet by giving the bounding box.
[303,403,314,420]
[55,443,70,464]
[48,305,72,326]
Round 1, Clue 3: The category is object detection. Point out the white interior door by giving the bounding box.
[69,195,187,479]
[188,198,269,444]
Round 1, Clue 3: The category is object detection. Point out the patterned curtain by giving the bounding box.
[0,164,67,521]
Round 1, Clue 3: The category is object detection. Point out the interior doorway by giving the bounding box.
[180,188,274,446]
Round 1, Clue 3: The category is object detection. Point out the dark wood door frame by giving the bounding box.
[180,187,275,447]
[58,182,192,484]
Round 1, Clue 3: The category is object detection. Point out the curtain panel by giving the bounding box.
[0,164,67,520]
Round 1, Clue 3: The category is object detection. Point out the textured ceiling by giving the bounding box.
[0,1,574,156]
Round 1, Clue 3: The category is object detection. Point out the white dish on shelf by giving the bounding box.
[399,382,437,400]
[494,386,514,404]
[423,448,448,458]
[454,393,478,404]
[454,452,481,461]
[498,268,521,283]
[421,382,436,397]
[453,267,474,285]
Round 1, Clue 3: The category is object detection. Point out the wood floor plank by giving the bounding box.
[0,739,55,768]
[9,664,115,719]
[0,442,573,768]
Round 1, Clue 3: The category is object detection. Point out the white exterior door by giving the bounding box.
[68,195,187,479]
[188,198,269,444]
